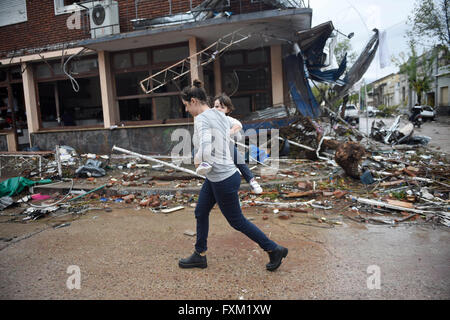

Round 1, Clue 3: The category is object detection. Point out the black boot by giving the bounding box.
[179,251,207,269]
[266,245,288,271]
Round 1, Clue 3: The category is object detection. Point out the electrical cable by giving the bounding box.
[27,178,74,209]
[63,48,88,92]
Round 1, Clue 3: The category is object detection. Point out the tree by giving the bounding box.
[408,0,450,47]
[334,38,358,70]
[394,40,437,106]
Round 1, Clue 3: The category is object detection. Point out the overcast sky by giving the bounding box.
[310,0,420,83]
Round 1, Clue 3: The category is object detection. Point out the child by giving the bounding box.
[196,93,263,194]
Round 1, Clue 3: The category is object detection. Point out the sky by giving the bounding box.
[310,0,420,84]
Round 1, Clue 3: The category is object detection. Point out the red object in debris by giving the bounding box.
[333,190,348,199]
[278,213,290,220]
[140,198,151,207]
[31,193,51,201]
[123,194,135,203]
[262,216,269,220]
[151,200,161,207]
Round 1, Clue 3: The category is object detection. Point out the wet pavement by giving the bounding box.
[1,203,449,300]
[1,116,449,300]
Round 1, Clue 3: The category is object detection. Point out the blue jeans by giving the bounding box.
[232,144,254,183]
[194,171,277,253]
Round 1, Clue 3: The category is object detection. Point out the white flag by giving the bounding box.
[379,30,390,69]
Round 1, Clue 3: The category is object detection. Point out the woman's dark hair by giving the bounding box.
[214,93,235,114]
[181,79,208,103]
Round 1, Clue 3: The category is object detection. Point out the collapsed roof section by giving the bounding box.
[329,29,379,106]
[132,0,227,29]
[297,21,334,59]
[288,22,379,118]
[132,0,306,29]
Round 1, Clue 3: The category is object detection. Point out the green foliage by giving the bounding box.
[334,38,358,67]
[377,104,400,117]
[349,93,359,105]
[407,0,450,47]
[394,40,437,105]
[391,190,407,200]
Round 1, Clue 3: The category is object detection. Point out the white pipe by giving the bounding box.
[278,137,315,151]
[112,145,205,179]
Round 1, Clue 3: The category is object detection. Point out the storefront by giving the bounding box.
[0,7,311,153]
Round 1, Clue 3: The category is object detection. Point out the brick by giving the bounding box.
[0,0,278,58]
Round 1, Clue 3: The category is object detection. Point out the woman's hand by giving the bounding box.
[229,124,241,135]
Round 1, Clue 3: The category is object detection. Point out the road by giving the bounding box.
[0,115,449,300]
[0,203,449,300]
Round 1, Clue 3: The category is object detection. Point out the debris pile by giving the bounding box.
[1,113,449,231]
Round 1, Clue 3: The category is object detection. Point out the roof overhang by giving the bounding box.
[78,8,312,52]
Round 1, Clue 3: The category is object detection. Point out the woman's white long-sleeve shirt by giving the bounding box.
[193,108,237,182]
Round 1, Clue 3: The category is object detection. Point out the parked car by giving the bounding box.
[409,105,436,122]
[338,104,359,125]
[366,106,379,117]
[420,105,436,121]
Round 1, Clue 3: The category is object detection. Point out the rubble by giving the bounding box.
[0,117,447,230]
[334,142,366,179]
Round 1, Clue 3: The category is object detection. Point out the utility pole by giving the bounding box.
[364,79,369,136]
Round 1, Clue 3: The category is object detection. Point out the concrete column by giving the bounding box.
[270,45,284,106]
[214,58,222,96]
[98,50,119,128]
[189,37,204,84]
[21,62,40,134]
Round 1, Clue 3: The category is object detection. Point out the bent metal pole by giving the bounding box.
[112,145,205,179]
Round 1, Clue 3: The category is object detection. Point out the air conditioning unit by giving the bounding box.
[89,0,120,39]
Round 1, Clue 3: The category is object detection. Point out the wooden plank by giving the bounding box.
[379,180,405,187]
[284,190,320,198]
[386,199,414,209]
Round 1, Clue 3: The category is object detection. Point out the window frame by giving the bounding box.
[221,47,272,117]
[112,42,191,124]
[34,54,103,130]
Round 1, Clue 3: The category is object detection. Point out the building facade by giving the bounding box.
[367,46,450,116]
[367,73,408,111]
[0,0,311,153]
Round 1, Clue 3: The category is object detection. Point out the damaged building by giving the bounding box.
[0,0,315,153]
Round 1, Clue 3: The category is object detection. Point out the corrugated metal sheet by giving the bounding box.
[0,0,27,27]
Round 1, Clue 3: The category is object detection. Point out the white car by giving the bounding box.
[366,106,379,117]
[338,104,359,118]
[338,104,359,125]
[420,106,436,121]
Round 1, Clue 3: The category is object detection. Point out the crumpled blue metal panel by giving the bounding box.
[284,54,320,118]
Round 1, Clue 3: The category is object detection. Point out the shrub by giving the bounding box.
[377,104,400,117]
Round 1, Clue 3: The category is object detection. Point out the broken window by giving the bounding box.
[35,55,103,129]
[113,43,190,124]
[118,97,153,121]
[221,47,272,116]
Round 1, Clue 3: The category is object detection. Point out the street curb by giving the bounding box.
[32,175,331,197]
